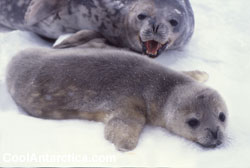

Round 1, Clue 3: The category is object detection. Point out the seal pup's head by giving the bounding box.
[164,84,228,148]
[126,0,194,58]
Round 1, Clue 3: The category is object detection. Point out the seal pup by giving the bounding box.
[6,48,227,151]
[0,0,194,57]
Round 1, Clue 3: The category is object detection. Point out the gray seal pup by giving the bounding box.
[0,0,194,57]
[6,48,227,151]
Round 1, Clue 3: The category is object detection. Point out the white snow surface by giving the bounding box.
[0,0,250,166]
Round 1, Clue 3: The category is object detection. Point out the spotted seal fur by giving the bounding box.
[0,0,194,57]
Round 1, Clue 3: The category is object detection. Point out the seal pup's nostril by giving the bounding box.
[208,128,219,139]
[205,127,220,140]
[211,130,218,139]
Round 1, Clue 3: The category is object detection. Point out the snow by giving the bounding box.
[0,0,250,166]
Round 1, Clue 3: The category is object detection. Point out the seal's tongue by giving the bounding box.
[145,40,162,55]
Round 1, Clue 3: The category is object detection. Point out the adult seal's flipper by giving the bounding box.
[25,0,68,26]
[53,30,107,49]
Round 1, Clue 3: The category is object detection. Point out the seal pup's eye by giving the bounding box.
[187,118,200,128]
[137,13,148,20]
[169,19,178,27]
[219,112,226,122]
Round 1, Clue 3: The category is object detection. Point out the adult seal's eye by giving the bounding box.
[187,118,200,128]
[219,112,226,122]
[169,19,178,27]
[137,13,147,20]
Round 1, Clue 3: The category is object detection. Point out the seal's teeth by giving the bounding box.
[144,40,162,56]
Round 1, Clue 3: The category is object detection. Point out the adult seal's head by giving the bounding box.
[124,0,194,57]
[164,84,228,148]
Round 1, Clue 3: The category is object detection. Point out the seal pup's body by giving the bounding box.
[7,48,227,151]
[0,0,194,57]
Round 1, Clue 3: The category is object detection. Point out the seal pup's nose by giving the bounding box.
[211,130,218,139]
[209,128,219,140]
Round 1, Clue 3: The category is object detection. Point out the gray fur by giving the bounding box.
[6,48,227,151]
[0,0,194,57]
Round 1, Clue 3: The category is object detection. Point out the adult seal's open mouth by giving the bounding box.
[139,38,170,58]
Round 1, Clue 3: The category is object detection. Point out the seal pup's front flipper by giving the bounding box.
[105,117,145,152]
[53,30,116,49]
[182,70,209,83]
[25,0,68,26]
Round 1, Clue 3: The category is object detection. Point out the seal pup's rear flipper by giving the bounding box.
[25,0,68,26]
[182,70,209,83]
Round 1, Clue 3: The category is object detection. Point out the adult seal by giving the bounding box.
[7,48,228,151]
[0,0,195,57]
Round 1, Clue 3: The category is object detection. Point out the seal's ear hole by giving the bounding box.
[187,118,200,129]
[169,19,178,27]
[137,13,148,20]
[219,112,226,122]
